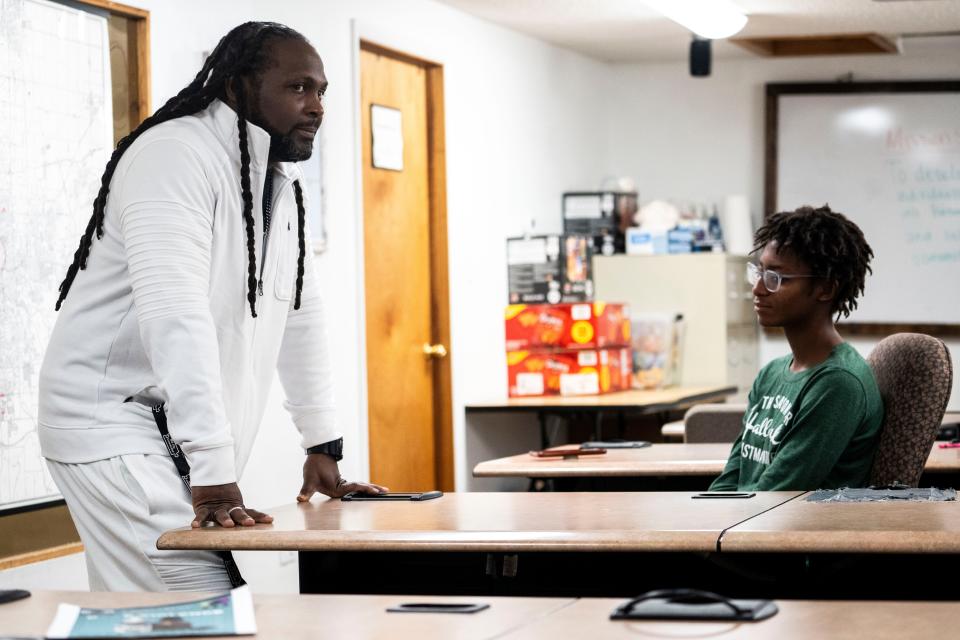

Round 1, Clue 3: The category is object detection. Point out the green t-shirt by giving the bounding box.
[710,342,884,492]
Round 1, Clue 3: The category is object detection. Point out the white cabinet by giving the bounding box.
[593,254,758,400]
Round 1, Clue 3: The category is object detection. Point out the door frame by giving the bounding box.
[351,25,454,490]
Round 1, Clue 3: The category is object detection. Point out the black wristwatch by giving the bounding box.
[305,437,343,461]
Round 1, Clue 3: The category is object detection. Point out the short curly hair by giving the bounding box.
[754,204,874,319]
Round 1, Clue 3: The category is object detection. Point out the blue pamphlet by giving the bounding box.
[46,586,256,638]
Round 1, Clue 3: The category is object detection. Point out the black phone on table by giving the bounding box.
[529,447,606,457]
[341,491,443,501]
[387,602,489,614]
[0,589,30,605]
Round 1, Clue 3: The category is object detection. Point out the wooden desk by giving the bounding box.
[720,492,960,554]
[159,492,798,554]
[474,443,731,478]
[159,492,799,597]
[921,443,960,473]
[466,386,738,413]
[474,442,960,484]
[464,386,738,491]
[6,592,952,640]
[0,590,573,640]
[506,597,952,640]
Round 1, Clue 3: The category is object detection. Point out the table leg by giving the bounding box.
[538,411,549,449]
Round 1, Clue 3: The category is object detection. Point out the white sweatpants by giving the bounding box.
[47,454,233,592]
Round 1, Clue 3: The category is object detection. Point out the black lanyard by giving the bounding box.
[151,402,246,588]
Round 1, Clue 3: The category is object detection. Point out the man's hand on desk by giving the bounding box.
[298,453,388,501]
[191,483,274,528]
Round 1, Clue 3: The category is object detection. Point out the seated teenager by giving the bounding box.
[710,205,884,492]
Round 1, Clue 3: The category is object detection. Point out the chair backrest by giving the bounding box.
[683,403,747,443]
[868,333,954,487]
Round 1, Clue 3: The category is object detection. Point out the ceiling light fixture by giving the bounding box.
[642,0,748,40]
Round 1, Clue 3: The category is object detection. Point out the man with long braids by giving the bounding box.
[38,22,385,591]
[709,205,884,492]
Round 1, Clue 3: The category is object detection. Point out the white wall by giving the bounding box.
[603,38,960,409]
[0,552,87,592]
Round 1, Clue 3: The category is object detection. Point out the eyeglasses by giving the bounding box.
[746,262,820,293]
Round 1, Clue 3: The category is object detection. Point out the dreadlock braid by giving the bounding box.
[236,89,259,318]
[292,180,306,310]
[754,204,874,319]
[55,21,308,317]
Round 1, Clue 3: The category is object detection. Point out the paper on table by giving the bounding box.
[46,585,256,639]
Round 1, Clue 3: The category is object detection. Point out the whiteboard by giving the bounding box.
[0,0,112,511]
[773,84,960,326]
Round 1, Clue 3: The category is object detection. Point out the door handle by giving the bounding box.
[422,343,448,359]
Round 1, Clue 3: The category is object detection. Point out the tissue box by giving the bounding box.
[626,228,668,255]
[505,302,630,351]
[507,347,632,397]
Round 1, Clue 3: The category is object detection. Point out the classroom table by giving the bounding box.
[158,491,800,597]
[507,597,955,640]
[466,386,740,413]
[0,590,574,640]
[474,443,731,479]
[465,386,738,449]
[720,491,960,554]
[713,491,960,599]
[4,591,953,640]
[473,442,960,488]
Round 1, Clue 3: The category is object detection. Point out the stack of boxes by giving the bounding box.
[503,190,637,397]
[505,302,632,397]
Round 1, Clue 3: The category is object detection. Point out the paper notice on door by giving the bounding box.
[371,104,403,171]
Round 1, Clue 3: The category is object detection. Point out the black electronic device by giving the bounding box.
[612,589,777,621]
[0,590,30,605]
[387,603,489,614]
[690,38,711,77]
[341,491,443,501]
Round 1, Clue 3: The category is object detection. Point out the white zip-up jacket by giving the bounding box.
[39,99,338,486]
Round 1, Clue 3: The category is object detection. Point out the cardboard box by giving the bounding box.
[507,234,593,304]
[562,191,639,254]
[506,347,632,397]
[505,302,631,351]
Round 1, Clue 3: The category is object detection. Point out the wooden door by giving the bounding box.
[360,44,452,491]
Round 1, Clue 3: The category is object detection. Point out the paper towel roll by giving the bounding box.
[723,195,753,256]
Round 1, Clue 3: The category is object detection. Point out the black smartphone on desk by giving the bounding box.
[692,492,756,499]
[387,602,489,614]
[0,589,30,605]
[341,491,443,501]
